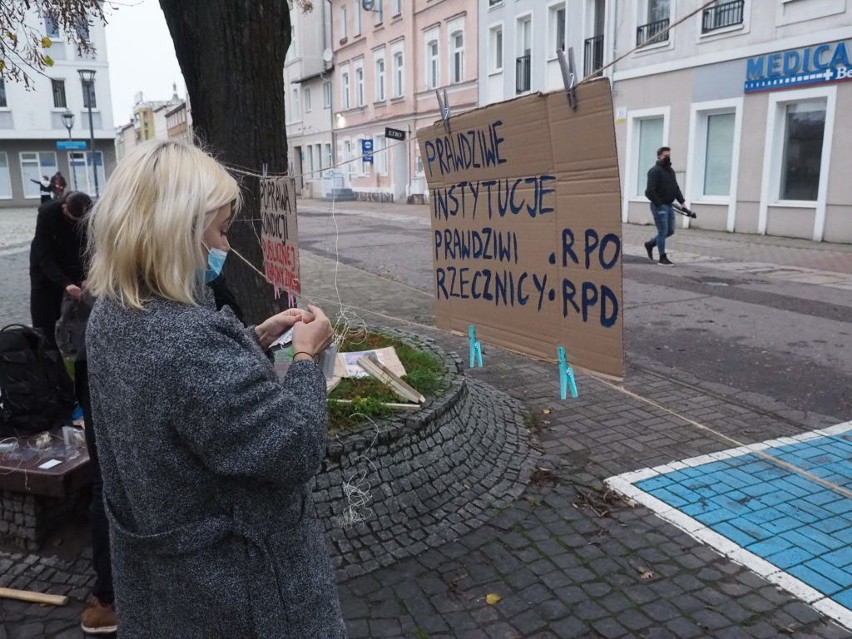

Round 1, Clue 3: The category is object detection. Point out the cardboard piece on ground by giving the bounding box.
[334,347,407,379]
[416,78,624,379]
[259,176,301,297]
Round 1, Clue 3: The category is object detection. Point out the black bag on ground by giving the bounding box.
[0,324,75,434]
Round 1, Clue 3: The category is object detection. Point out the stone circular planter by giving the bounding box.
[313,328,537,580]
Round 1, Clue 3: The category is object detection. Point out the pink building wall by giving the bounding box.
[332,0,478,202]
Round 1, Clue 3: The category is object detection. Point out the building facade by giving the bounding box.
[0,8,116,206]
[284,1,335,198]
[612,0,852,242]
[330,0,478,202]
[165,101,192,145]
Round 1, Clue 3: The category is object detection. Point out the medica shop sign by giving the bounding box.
[745,40,851,93]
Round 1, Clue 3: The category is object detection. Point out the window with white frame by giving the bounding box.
[341,71,351,109]
[375,136,388,175]
[0,152,11,198]
[490,26,503,73]
[701,111,736,197]
[340,5,348,40]
[427,38,439,89]
[549,3,566,56]
[81,78,96,108]
[20,152,57,198]
[291,87,301,120]
[344,140,353,176]
[355,65,365,106]
[52,80,67,109]
[304,87,312,113]
[375,55,386,101]
[647,0,671,23]
[634,116,664,197]
[44,13,60,38]
[324,143,332,169]
[516,16,532,93]
[392,49,404,97]
[393,0,402,15]
[779,100,826,201]
[451,31,464,83]
[354,0,362,35]
[323,81,332,108]
[374,0,384,24]
[638,0,671,46]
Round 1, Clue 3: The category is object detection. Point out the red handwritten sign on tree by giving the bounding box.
[260,176,301,297]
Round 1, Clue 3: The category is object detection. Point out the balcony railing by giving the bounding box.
[636,18,670,47]
[516,53,531,94]
[584,35,604,77]
[702,0,745,33]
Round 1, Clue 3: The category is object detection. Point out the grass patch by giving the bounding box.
[327,331,446,432]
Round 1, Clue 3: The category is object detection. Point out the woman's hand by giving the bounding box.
[255,307,314,351]
[292,306,333,361]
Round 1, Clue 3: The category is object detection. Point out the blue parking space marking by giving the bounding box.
[607,422,852,631]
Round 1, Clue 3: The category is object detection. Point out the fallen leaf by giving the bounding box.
[640,570,655,580]
[485,593,502,605]
[542,409,552,414]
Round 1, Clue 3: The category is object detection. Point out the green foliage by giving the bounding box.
[327,332,446,432]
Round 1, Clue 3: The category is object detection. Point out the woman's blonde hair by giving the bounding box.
[86,140,242,309]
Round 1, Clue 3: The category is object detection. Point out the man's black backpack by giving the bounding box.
[0,325,75,434]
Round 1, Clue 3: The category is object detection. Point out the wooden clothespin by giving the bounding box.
[357,355,425,404]
[435,88,451,134]
[556,47,578,111]
[558,347,579,400]
[469,325,483,369]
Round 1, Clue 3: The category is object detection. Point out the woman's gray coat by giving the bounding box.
[86,293,346,638]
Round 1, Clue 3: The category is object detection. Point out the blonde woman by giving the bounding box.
[85,140,346,638]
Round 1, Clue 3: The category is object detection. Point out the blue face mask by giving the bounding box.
[203,247,228,283]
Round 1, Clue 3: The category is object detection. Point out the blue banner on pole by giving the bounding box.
[361,139,374,164]
[57,140,88,150]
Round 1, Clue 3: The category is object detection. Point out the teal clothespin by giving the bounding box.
[469,325,483,368]
[558,347,578,399]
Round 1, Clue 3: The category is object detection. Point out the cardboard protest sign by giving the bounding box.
[417,78,624,378]
[260,176,301,297]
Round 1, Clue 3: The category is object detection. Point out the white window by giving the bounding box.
[393,50,404,97]
[52,80,67,109]
[427,39,439,89]
[355,66,365,106]
[375,136,388,175]
[291,87,301,120]
[516,16,532,93]
[324,143,332,169]
[313,145,321,178]
[44,13,60,38]
[344,140,354,176]
[393,0,402,15]
[75,151,105,194]
[340,5,347,40]
[81,78,96,109]
[779,100,826,201]
[702,111,735,197]
[375,56,386,101]
[374,0,384,24]
[549,3,566,56]
[341,71,351,109]
[0,152,11,198]
[647,0,670,23]
[304,87,312,113]
[634,116,664,197]
[323,81,332,108]
[450,32,464,83]
[0,79,6,108]
[490,26,503,73]
[639,0,671,45]
[20,152,58,199]
[354,0,362,35]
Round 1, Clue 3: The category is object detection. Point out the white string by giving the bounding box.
[336,414,381,529]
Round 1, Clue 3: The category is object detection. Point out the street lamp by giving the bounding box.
[78,68,98,197]
[61,110,77,190]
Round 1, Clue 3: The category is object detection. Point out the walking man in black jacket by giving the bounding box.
[644,146,687,266]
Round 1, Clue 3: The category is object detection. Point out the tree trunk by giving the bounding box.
[159,0,291,324]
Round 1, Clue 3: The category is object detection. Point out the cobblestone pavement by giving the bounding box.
[0,203,850,637]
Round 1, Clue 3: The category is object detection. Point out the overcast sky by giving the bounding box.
[103,0,184,126]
